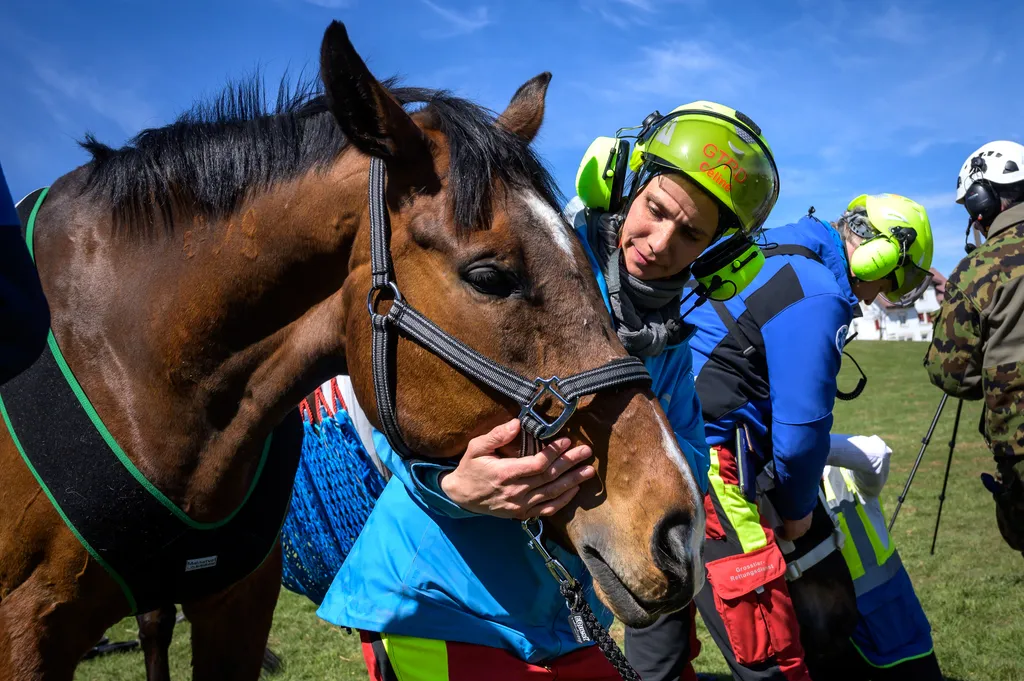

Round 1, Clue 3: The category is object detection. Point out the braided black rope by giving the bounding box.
[559,582,642,681]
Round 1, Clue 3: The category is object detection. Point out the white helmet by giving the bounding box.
[956,140,1024,204]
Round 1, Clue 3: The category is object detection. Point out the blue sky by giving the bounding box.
[1,0,1019,276]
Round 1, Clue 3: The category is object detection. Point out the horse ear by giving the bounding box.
[496,72,551,143]
[319,21,429,163]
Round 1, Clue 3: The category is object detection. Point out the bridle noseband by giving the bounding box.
[365,157,652,458]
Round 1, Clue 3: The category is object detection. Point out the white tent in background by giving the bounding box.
[849,269,947,342]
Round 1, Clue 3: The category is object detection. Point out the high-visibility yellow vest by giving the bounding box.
[822,466,902,596]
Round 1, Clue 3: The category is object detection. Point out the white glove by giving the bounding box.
[827,434,891,497]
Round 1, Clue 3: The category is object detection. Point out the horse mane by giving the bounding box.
[79,75,561,238]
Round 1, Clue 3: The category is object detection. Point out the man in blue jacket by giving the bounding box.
[0,161,49,385]
[317,101,781,680]
[625,194,935,681]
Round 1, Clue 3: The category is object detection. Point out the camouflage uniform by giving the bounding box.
[924,202,1024,552]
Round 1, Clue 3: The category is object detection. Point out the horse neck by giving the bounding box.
[45,161,366,521]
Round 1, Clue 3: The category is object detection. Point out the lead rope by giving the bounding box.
[522,519,642,681]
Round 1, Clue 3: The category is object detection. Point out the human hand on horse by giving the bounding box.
[777,512,813,541]
[439,419,595,519]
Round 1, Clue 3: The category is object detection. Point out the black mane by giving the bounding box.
[80,76,561,237]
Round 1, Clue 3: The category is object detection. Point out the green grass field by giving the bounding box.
[77,341,1024,680]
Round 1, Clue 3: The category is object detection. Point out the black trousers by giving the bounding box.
[625,589,808,681]
[624,604,698,681]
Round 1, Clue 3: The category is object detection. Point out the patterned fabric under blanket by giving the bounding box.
[281,378,386,605]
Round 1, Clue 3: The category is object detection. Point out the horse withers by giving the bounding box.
[0,21,705,681]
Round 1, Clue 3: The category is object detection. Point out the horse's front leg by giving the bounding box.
[137,604,177,681]
[182,543,282,681]
[0,533,125,681]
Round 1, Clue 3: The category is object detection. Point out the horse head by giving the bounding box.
[319,22,705,624]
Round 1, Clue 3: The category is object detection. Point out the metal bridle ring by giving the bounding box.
[519,377,579,440]
[366,281,403,316]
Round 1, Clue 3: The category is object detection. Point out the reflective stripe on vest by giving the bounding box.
[823,467,903,597]
[708,447,769,554]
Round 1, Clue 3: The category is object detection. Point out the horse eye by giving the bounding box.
[463,265,520,298]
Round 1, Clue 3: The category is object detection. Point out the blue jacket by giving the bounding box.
[0,162,49,385]
[317,205,710,663]
[688,216,859,520]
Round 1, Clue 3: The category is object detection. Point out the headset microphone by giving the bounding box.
[964,220,977,255]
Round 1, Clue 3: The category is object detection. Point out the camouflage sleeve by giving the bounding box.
[924,281,984,400]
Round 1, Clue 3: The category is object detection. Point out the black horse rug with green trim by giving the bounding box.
[0,188,302,614]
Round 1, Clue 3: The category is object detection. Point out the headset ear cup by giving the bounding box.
[691,236,764,301]
[849,236,901,282]
[964,181,1001,227]
[608,139,629,214]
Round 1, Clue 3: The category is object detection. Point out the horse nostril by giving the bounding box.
[652,510,695,581]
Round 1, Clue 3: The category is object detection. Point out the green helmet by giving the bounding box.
[630,101,780,238]
[845,193,934,305]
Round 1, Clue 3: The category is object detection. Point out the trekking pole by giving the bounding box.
[889,393,949,532]
[930,398,964,555]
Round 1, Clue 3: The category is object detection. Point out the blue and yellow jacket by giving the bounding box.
[317,202,710,663]
[688,216,859,520]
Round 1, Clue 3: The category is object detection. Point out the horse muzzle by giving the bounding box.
[578,508,705,628]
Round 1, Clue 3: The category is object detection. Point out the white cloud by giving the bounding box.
[421,64,475,90]
[613,0,655,10]
[780,167,834,199]
[913,192,959,213]
[597,7,632,29]
[30,61,159,135]
[562,6,1015,265]
[420,0,491,38]
[300,0,353,7]
[626,41,753,99]
[581,0,702,28]
[908,136,965,157]
[863,6,927,45]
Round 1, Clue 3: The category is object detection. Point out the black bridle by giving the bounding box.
[365,157,650,679]
[365,157,652,457]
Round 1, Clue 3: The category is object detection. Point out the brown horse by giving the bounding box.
[782,498,859,675]
[0,21,705,680]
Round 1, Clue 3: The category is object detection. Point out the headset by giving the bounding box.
[806,199,922,292]
[848,227,918,285]
[964,155,1003,227]
[805,204,910,286]
[962,155,1002,254]
[575,106,777,307]
[836,195,927,299]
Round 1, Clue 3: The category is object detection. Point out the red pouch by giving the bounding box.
[705,541,801,666]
